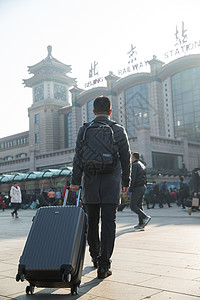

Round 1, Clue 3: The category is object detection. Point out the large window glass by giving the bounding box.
[35,133,40,143]
[35,114,40,124]
[64,112,72,148]
[125,83,149,137]
[152,152,183,170]
[171,67,200,142]
[87,98,95,122]
[34,85,44,102]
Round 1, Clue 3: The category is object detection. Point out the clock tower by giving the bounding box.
[23,46,76,155]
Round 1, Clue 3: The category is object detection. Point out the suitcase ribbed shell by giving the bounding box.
[19,206,86,272]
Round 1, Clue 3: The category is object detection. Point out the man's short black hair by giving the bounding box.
[93,96,111,115]
[132,152,140,160]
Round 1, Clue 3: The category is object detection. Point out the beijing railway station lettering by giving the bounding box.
[164,21,200,59]
[84,60,104,88]
[118,44,149,76]
[164,40,200,59]
[118,61,149,76]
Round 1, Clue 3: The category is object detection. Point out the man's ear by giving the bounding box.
[108,109,112,116]
[93,109,97,115]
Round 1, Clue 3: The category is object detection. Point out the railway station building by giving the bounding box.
[0,46,200,178]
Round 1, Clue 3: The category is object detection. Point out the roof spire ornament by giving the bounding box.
[47,45,52,58]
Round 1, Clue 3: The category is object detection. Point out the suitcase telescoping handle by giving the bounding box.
[63,186,82,207]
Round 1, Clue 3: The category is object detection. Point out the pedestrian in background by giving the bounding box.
[160,181,172,207]
[129,152,151,229]
[10,181,22,218]
[189,167,200,215]
[151,181,163,208]
[192,168,200,199]
[170,188,177,203]
[48,188,55,205]
[55,189,61,205]
[0,192,6,211]
[178,177,188,209]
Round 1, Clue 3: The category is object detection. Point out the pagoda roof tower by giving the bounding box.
[23,45,76,87]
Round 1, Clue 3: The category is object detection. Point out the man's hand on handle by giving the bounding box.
[70,184,80,192]
[121,186,129,193]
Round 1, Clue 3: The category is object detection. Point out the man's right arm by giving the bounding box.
[71,126,85,186]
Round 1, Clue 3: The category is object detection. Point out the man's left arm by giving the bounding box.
[116,126,131,188]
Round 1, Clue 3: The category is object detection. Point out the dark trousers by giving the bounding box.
[179,194,186,208]
[161,194,171,207]
[12,203,21,215]
[85,203,117,268]
[151,195,163,208]
[130,186,147,225]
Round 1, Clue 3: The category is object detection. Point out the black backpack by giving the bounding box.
[80,121,118,175]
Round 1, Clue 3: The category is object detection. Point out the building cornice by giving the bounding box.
[112,73,151,92]
[73,86,109,106]
[0,131,29,142]
[157,54,200,80]
[28,102,66,113]
[23,74,76,87]
[59,105,72,114]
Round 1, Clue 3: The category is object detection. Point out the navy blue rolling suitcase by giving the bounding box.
[16,192,87,295]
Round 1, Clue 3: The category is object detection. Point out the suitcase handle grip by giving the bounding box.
[63,187,82,207]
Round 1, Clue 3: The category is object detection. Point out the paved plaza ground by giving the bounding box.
[0,204,200,299]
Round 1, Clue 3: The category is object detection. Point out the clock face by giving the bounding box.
[54,84,66,101]
[34,85,44,102]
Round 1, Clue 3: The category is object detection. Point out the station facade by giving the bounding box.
[0,46,200,176]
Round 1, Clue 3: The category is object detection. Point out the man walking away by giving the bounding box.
[189,168,200,215]
[151,181,163,208]
[70,95,131,279]
[129,152,151,229]
[178,177,188,209]
[161,182,172,207]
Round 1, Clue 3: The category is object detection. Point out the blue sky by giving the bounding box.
[0,0,200,138]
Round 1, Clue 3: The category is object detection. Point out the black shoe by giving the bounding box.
[142,216,151,227]
[92,258,98,268]
[11,212,14,217]
[97,266,112,279]
[134,223,143,229]
[168,206,172,207]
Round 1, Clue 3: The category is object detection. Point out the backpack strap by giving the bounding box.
[82,120,116,145]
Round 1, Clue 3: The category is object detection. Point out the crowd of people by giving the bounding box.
[145,173,200,213]
[0,182,79,217]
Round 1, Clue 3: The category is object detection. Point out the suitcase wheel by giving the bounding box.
[16,273,24,282]
[26,285,35,295]
[71,285,79,295]
[62,273,71,282]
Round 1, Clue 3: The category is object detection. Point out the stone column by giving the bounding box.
[137,126,152,167]
[29,146,36,171]
[181,134,189,170]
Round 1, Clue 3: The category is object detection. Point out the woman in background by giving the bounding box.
[10,181,22,218]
